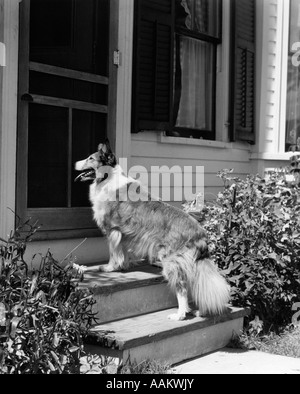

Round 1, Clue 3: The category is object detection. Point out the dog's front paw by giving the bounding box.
[98,264,118,273]
[168,313,186,321]
[191,310,201,318]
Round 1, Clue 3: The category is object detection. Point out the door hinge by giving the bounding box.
[113,50,120,67]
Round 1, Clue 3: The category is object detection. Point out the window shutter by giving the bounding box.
[230,0,255,143]
[132,0,175,133]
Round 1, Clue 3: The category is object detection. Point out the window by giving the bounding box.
[17,0,115,239]
[286,0,300,152]
[133,0,221,139]
[173,0,221,139]
[133,0,256,143]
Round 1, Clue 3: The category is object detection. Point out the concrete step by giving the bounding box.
[79,263,177,323]
[84,306,250,366]
[174,347,300,374]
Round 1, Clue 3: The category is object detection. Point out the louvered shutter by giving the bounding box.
[230,0,256,143]
[132,0,175,133]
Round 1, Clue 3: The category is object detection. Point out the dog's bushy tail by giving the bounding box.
[191,258,230,315]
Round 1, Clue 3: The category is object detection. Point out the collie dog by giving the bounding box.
[75,141,230,321]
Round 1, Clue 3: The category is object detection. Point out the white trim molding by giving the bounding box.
[0,0,20,238]
[278,0,290,153]
[159,132,251,152]
[250,152,297,161]
[115,0,134,165]
[254,0,284,156]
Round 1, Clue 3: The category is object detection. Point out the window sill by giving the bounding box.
[158,133,250,151]
[30,228,101,241]
[250,152,299,161]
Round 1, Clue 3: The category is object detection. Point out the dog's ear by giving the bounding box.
[105,139,117,166]
[98,138,113,154]
[104,138,113,153]
[98,143,107,153]
[98,140,117,167]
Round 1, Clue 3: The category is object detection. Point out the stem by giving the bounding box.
[60,239,87,264]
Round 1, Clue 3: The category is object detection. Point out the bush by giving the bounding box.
[185,169,300,331]
[0,219,97,374]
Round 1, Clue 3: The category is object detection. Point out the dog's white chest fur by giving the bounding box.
[89,165,135,229]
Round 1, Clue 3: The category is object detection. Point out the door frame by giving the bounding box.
[16,0,119,240]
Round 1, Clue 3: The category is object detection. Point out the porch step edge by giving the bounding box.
[80,263,165,295]
[86,306,250,351]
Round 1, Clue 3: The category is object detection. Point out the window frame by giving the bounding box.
[132,0,222,140]
[284,0,300,153]
[172,5,222,140]
[16,0,118,240]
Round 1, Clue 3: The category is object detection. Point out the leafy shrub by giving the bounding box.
[185,169,300,330]
[0,219,98,374]
[119,359,173,374]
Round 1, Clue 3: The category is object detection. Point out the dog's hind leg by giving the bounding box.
[98,229,128,272]
[162,260,191,321]
[168,288,190,321]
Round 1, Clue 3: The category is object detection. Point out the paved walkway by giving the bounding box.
[173,348,300,374]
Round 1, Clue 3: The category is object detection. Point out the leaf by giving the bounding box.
[52,333,60,348]
[268,252,278,261]
[10,317,22,339]
[0,303,6,327]
[69,346,80,353]
[50,350,62,372]
[29,273,38,296]
[35,290,47,304]
[104,364,118,374]
[47,359,56,372]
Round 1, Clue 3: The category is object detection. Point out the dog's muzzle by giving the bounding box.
[74,160,96,182]
[74,170,96,182]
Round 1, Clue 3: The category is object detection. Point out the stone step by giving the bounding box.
[79,263,177,323]
[84,306,250,366]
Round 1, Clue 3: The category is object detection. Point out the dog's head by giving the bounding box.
[74,140,117,182]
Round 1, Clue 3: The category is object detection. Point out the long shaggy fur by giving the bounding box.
[75,142,230,320]
[192,259,230,315]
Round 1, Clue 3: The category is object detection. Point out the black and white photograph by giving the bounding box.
[0,0,300,376]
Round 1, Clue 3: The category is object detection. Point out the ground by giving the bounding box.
[233,325,300,358]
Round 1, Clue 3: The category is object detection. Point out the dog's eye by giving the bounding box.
[89,157,94,161]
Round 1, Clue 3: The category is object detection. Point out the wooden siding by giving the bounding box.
[131,132,251,203]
